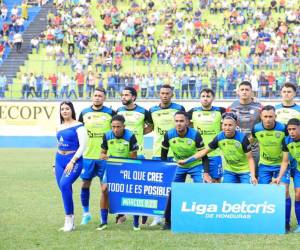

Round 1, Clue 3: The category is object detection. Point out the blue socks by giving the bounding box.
[295,201,300,225]
[286,197,291,225]
[101,209,108,224]
[81,188,90,213]
[133,215,139,227]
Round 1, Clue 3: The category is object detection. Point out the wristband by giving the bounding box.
[184,157,197,165]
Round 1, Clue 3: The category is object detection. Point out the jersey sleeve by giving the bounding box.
[242,136,251,153]
[101,134,108,150]
[208,136,219,150]
[282,139,288,152]
[195,132,205,150]
[129,135,139,152]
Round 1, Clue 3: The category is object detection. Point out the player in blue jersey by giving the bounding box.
[55,101,87,232]
[274,118,300,233]
[252,105,287,184]
[79,88,115,227]
[188,88,225,183]
[100,115,141,230]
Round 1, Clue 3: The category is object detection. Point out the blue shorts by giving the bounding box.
[80,159,106,181]
[152,156,174,162]
[208,156,223,179]
[137,155,145,159]
[223,170,251,184]
[281,167,300,188]
[258,164,280,184]
[173,165,203,183]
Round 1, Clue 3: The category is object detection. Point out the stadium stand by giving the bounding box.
[0,0,299,99]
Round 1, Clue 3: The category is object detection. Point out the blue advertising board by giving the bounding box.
[106,158,177,216]
[172,183,285,234]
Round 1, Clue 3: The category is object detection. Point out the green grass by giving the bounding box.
[1,148,300,250]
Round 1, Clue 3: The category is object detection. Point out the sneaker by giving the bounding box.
[60,215,75,232]
[286,223,291,233]
[97,223,108,231]
[161,223,171,230]
[133,226,141,231]
[150,217,162,227]
[81,213,92,225]
[116,215,126,224]
[294,225,300,233]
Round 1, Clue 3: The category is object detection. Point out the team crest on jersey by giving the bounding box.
[275,132,281,138]
[173,140,176,144]
[123,141,129,145]
[197,113,201,117]
[59,136,64,142]
[110,141,114,144]
[235,142,240,148]
[187,139,192,145]
[260,134,264,138]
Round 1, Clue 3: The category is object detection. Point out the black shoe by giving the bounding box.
[96,223,107,231]
[161,223,171,230]
[285,223,291,233]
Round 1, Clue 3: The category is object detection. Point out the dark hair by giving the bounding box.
[200,88,215,97]
[281,82,297,92]
[239,81,252,89]
[124,86,137,98]
[111,114,125,124]
[287,118,300,127]
[94,87,107,95]
[160,84,173,91]
[262,105,275,112]
[174,110,189,120]
[60,101,76,124]
[221,112,238,122]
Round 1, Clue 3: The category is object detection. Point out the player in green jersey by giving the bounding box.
[275,83,300,124]
[252,105,287,184]
[117,86,152,158]
[188,88,225,183]
[274,118,300,233]
[161,111,208,230]
[148,84,185,226]
[179,112,257,184]
[79,88,115,226]
[117,86,152,225]
[100,115,141,231]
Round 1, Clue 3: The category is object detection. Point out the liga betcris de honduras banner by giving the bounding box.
[106,158,177,216]
[172,183,285,234]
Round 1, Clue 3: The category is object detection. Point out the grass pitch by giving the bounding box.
[0,148,299,250]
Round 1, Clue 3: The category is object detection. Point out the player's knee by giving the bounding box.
[82,180,91,188]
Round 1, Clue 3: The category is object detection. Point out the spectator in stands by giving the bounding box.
[28,73,37,98]
[36,74,43,98]
[60,72,70,99]
[30,37,40,53]
[13,32,23,53]
[0,73,7,98]
[49,73,58,98]
[75,70,85,99]
[21,1,28,20]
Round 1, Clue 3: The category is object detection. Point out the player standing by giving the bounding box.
[188,88,225,182]
[252,105,287,184]
[79,88,115,229]
[148,84,185,226]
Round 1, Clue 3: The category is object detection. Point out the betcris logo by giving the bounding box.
[181,201,275,216]
[172,183,285,234]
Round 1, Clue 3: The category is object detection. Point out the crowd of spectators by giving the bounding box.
[6,0,300,99]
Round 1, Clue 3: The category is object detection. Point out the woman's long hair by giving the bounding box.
[59,101,76,124]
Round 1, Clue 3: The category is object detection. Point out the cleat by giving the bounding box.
[116,215,126,224]
[133,226,141,231]
[81,214,92,225]
[96,223,108,231]
[161,223,171,230]
[60,215,75,232]
[294,225,300,233]
[150,217,162,227]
